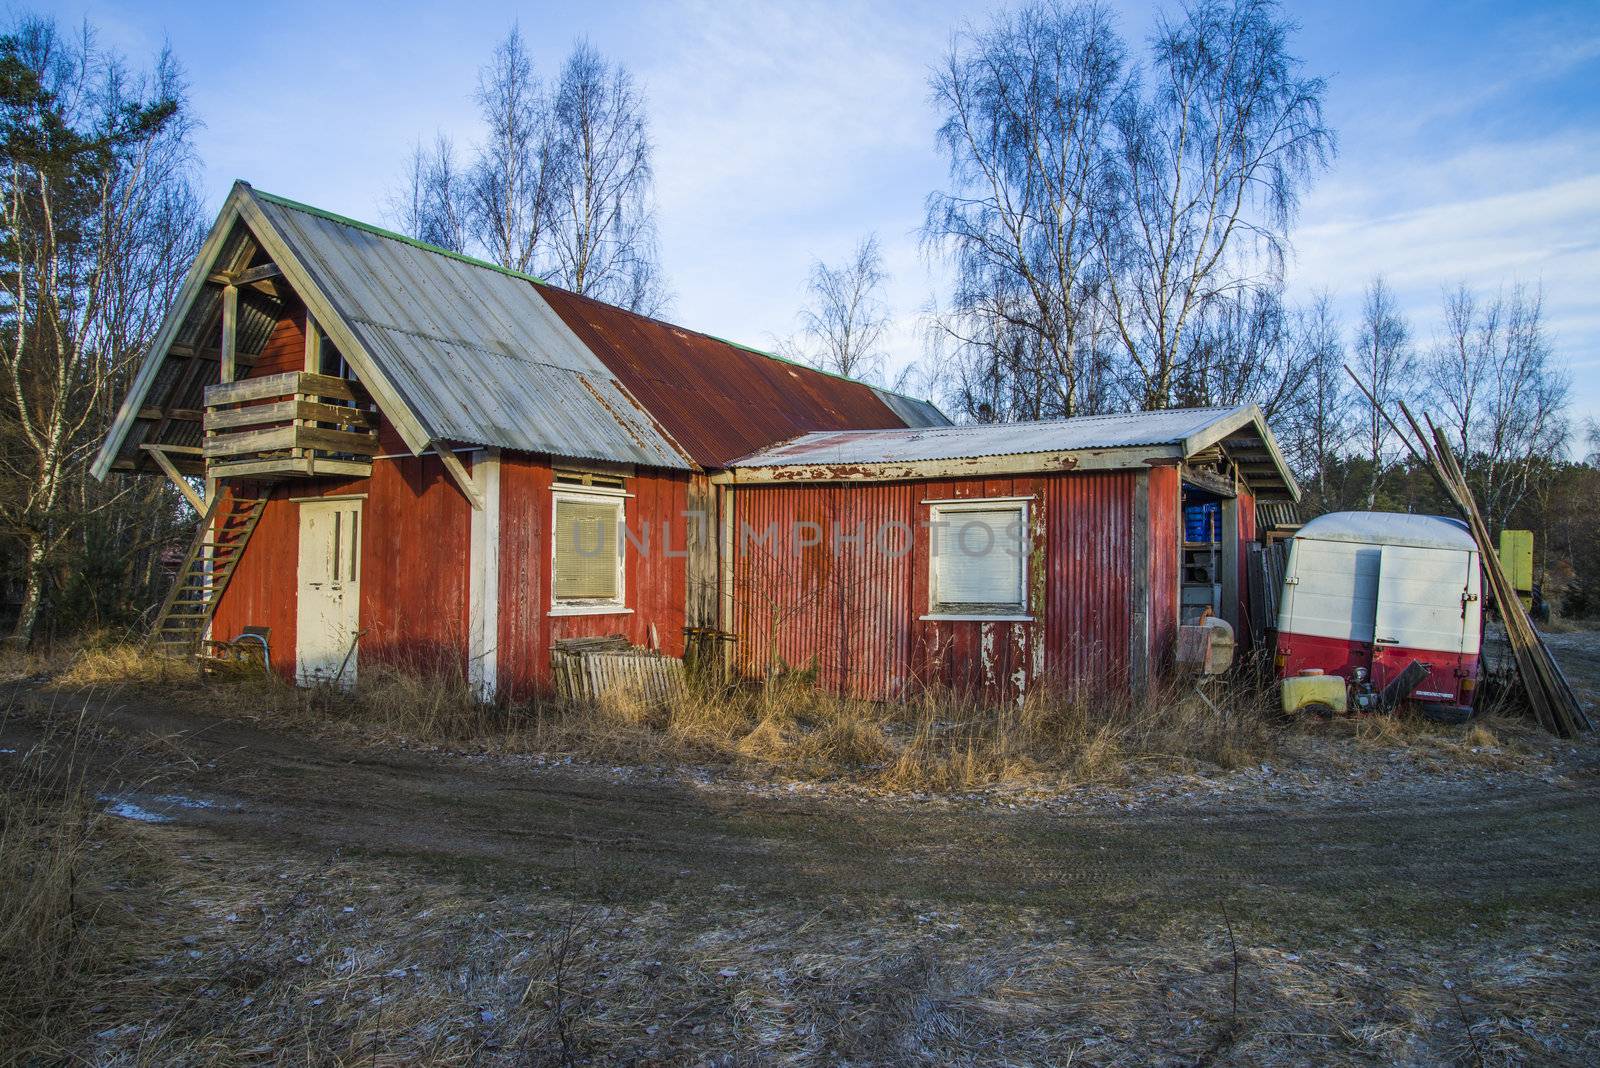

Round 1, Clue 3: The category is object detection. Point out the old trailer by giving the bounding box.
[1276,511,1482,717]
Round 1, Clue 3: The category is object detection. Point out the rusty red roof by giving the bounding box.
[536,284,946,469]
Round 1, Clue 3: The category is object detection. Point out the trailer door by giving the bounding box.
[1372,544,1477,702]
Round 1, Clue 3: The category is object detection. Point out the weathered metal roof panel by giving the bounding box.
[734,406,1253,466]
[253,192,690,470]
[538,284,947,468]
[870,387,951,429]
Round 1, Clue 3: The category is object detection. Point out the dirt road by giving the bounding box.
[8,684,1598,929]
[7,676,1600,1065]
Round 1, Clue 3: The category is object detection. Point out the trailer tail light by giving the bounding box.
[1274,651,1287,672]
[1461,676,1476,702]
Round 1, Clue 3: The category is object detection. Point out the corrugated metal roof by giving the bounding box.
[538,284,950,469]
[252,191,691,470]
[734,406,1254,466]
[870,387,949,429]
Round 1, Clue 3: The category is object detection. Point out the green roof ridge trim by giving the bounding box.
[248,184,547,285]
[701,331,937,407]
[248,184,939,411]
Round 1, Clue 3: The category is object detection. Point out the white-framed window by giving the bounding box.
[550,485,629,615]
[925,498,1030,620]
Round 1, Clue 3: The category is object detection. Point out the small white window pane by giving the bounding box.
[934,506,1025,610]
[554,498,621,601]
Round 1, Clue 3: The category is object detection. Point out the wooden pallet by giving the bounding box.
[146,492,266,655]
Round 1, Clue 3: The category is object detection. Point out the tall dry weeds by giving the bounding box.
[0,707,146,1060]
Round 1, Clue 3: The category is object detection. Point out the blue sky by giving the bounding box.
[56,0,1600,433]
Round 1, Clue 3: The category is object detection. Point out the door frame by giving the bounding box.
[295,496,364,686]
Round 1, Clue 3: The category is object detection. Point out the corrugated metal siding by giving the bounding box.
[253,194,688,470]
[733,482,917,700]
[495,454,689,700]
[731,470,1146,703]
[538,284,932,469]
[1147,465,1182,674]
[1043,472,1135,695]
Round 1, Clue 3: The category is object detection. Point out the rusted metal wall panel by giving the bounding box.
[732,481,917,700]
[731,470,1150,703]
[1041,471,1136,696]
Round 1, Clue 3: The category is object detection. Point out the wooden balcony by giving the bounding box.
[203,372,379,480]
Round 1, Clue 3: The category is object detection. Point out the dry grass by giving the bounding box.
[0,707,154,1062]
[34,642,1565,797]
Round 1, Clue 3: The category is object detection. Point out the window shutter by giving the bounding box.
[554,498,621,601]
[934,507,1024,610]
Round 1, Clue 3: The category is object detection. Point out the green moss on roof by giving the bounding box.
[247,183,545,285]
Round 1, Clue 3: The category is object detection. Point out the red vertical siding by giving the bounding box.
[247,307,306,378]
[732,470,1145,703]
[1147,464,1182,676]
[733,481,917,699]
[360,455,471,672]
[496,454,551,699]
[495,455,689,699]
[211,482,301,680]
[210,454,471,681]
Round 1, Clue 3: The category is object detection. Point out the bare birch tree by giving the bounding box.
[0,17,202,644]
[547,41,664,314]
[467,26,555,275]
[1351,276,1413,509]
[924,0,1127,421]
[1427,283,1569,527]
[1099,0,1333,408]
[390,133,470,253]
[787,234,891,381]
[390,30,666,313]
[1281,293,1353,508]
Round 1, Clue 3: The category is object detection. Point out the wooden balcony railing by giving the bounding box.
[203,372,379,479]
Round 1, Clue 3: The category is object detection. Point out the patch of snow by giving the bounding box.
[103,799,174,823]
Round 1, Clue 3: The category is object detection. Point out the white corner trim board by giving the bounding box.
[468,448,501,701]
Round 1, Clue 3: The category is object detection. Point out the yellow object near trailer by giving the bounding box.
[1281,670,1348,716]
[1498,529,1534,611]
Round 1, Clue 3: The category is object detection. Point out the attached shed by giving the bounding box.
[723,408,1300,702]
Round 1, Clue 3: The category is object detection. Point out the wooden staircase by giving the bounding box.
[147,493,266,654]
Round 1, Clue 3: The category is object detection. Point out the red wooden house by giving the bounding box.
[94,182,1299,703]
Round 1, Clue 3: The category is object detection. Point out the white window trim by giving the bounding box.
[926,498,1031,621]
[550,488,627,615]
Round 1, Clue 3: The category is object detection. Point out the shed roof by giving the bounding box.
[1296,511,1475,551]
[730,404,1300,499]
[537,285,947,469]
[734,406,1252,465]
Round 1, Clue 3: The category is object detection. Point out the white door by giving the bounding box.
[297,500,362,685]
[1372,543,1479,700]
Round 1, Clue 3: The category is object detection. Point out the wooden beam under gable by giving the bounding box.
[91,186,260,481]
[233,191,433,457]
